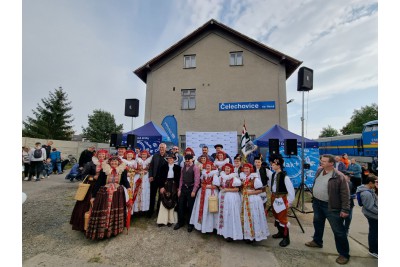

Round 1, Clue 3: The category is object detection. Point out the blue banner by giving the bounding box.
[219,101,275,111]
[161,115,179,146]
[265,147,320,188]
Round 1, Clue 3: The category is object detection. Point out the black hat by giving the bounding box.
[234,154,242,160]
[268,154,284,167]
[184,154,193,160]
[214,144,223,149]
[254,156,262,161]
[165,151,176,160]
[117,145,127,149]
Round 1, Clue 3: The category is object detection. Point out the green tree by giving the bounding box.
[82,110,123,143]
[319,125,339,138]
[341,103,378,135]
[23,87,74,140]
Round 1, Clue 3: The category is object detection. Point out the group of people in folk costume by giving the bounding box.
[69,144,295,247]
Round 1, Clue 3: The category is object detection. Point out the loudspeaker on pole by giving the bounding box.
[269,139,280,155]
[110,133,123,148]
[126,134,137,149]
[284,139,298,156]
[125,99,139,117]
[297,67,313,91]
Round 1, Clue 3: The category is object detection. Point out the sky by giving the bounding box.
[20,0,378,140]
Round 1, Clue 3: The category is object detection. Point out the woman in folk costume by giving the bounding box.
[196,155,207,172]
[122,150,137,216]
[190,161,219,233]
[216,163,243,242]
[266,154,295,247]
[214,151,229,173]
[86,156,131,240]
[132,150,152,212]
[157,151,181,226]
[240,163,270,243]
[70,149,109,231]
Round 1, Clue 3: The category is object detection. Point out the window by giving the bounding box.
[184,55,196,68]
[230,51,243,66]
[181,89,196,110]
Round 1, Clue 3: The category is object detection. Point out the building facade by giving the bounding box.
[134,19,302,148]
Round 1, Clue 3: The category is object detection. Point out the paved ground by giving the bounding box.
[22,174,378,267]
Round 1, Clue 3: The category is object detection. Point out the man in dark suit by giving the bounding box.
[148,143,168,218]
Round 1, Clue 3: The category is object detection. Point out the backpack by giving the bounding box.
[356,190,371,206]
[33,148,42,159]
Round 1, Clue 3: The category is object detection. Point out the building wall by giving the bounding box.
[144,31,288,138]
[22,137,111,160]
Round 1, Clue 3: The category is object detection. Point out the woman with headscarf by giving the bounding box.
[132,150,152,213]
[240,163,270,243]
[216,163,243,242]
[190,161,219,233]
[86,156,131,240]
[70,149,109,231]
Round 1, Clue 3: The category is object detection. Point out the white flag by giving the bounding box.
[241,124,257,156]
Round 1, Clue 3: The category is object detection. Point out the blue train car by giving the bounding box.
[315,120,378,163]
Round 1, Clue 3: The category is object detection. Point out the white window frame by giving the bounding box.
[230,51,243,66]
[183,55,196,68]
[181,89,196,110]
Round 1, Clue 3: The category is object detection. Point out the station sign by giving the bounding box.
[219,101,275,111]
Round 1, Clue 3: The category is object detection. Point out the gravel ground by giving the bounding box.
[22,174,376,267]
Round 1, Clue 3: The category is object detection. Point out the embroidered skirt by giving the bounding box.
[85,186,127,240]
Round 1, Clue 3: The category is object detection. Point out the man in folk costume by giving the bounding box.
[233,154,243,175]
[117,145,127,160]
[253,156,269,209]
[180,147,196,168]
[190,161,219,233]
[266,154,295,247]
[70,149,109,231]
[211,144,233,163]
[157,151,181,226]
[86,156,131,240]
[240,163,270,243]
[216,163,243,242]
[174,154,200,232]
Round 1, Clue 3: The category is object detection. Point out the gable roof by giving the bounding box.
[134,19,302,83]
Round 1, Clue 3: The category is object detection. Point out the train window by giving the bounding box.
[372,125,378,131]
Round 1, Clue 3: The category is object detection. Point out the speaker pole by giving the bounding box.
[295,67,313,216]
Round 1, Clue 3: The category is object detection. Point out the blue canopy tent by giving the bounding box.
[253,124,319,188]
[122,121,171,155]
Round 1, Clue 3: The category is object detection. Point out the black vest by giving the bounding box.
[182,165,195,186]
[271,171,288,194]
[256,167,269,187]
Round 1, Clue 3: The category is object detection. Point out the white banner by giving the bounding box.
[186,131,238,159]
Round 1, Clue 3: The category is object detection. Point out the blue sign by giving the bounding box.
[161,115,179,146]
[219,101,275,111]
[265,147,320,188]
